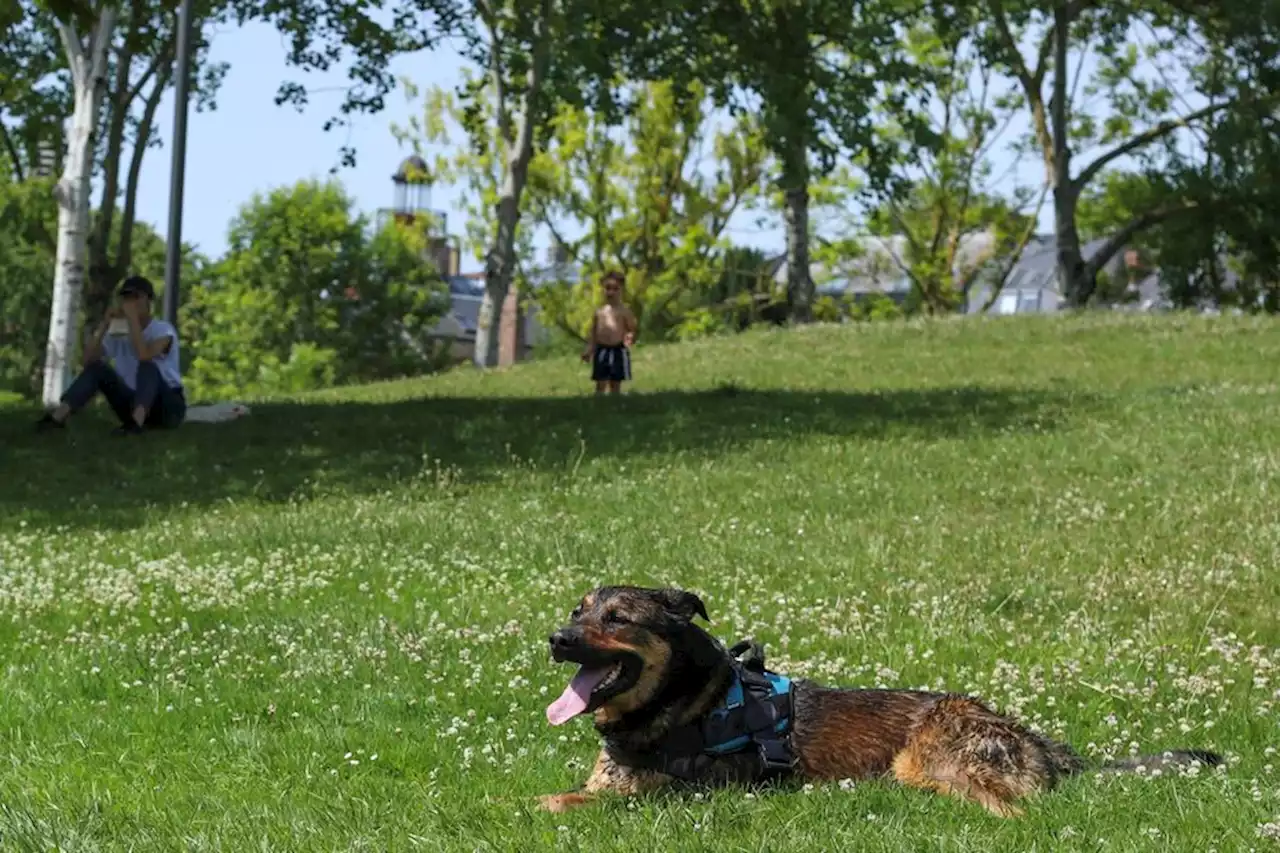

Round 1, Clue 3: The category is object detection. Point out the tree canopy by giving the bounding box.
[4,0,1280,399]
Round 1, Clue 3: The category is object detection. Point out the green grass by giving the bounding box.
[2,313,1279,851]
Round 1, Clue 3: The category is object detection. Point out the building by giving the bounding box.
[434,272,549,365]
[376,155,548,366]
[769,232,994,307]
[965,236,1157,314]
[765,230,1184,315]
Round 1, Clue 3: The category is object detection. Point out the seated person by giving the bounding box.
[37,275,187,435]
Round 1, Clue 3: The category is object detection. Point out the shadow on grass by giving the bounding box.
[0,385,1093,531]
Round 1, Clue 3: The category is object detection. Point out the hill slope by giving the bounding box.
[1,314,1278,850]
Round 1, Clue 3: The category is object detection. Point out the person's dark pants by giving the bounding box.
[61,359,186,428]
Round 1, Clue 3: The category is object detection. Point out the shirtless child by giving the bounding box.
[581,271,638,395]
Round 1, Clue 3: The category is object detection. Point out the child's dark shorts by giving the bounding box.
[591,344,631,382]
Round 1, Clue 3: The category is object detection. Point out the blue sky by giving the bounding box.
[129,22,479,267]
[123,19,1129,275]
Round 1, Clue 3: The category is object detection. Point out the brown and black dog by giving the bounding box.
[539,585,1221,817]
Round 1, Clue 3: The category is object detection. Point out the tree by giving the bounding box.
[261,0,465,169]
[401,0,740,367]
[638,0,931,323]
[1,2,68,182]
[839,21,1044,314]
[707,245,786,331]
[0,173,58,396]
[183,179,450,400]
[534,82,771,342]
[11,0,468,405]
[976,0,1280,308]
[0,154,204,398]
[1075,106,1280,313]
[858,185,1038,314]
[419,78,772,343]
[456,0,550,369]
[39,0,119,407]
[84,0,232,323]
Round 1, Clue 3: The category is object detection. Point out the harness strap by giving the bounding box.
[618,642,796,781]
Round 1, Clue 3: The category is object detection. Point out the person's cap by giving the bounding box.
[118,276,156,300]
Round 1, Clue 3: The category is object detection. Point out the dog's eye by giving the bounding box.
[604,610,625,624]
[570,607,582,620]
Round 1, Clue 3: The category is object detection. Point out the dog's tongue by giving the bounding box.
[546,666,610,725]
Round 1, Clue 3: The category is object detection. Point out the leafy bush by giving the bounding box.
[853,292,905,322]
[183,179,450,401]
[0,176,56,397]
[812,294,844,323]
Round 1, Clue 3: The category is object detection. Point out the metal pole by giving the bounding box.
[163,0,194,329]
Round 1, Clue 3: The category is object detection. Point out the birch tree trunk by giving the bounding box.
[473,0,550,369]
[42,8,119,407]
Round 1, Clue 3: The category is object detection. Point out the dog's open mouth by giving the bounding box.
[546,658,640,725]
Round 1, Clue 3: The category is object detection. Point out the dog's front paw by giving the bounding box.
[537,792,592,813]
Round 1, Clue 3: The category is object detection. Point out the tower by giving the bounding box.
[379,154,460,278]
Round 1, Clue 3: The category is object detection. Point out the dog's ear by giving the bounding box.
[657,588,709,623]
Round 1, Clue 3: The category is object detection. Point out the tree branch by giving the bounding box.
[583,124,610,270]
[979,181,1050,312]
[55,18,86,84]
[0,123,25,182]
[118,57,173,281]
[988,0,1054,181]
[1033,1,1091,85]
[87,9,118,88]
[124,43,168,106]
[1049,1,1070,190]
[92,33,138,294]
[972,77,1019,165]
[533,198,583,268]
[1031,23,1054,86]
[926,39,965,263]
[880,229,921,290]
[477,4,510,146]
[886,198,925,272]
[1082,199,1203,281]
[987,0,1037,97]
[1072,101,1237,193]
[944,68,993,268]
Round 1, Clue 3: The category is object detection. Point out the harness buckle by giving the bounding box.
[757,736,794,773]
[728,639,768,673]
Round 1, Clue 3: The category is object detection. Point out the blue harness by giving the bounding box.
[619,640,796,781]
[702,664,795,765]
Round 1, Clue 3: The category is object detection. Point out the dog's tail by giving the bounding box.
[1096,749,1222,774]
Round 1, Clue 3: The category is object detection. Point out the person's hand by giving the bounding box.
[623,333,635,347]
[104,305,121,321]
[581,350,591,363]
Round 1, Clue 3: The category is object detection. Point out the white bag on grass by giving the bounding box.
[184,401,251,423]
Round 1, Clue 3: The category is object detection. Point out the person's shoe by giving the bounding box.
[35,412,65,432]
[112,422,145,436]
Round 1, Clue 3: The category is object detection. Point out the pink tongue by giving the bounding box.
[546,666,610,725]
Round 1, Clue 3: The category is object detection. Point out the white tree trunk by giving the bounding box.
[474,135,532,368]
[42,9,119,407]
[473,0,550,368]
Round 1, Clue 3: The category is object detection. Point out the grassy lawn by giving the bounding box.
[1,313,1278,851]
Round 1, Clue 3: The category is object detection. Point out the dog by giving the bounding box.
[538,585,1222,817]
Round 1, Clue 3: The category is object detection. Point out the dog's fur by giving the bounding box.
[538,585,1221,817]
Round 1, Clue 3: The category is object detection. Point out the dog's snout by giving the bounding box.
[549,628,582,660]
